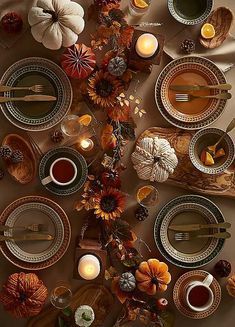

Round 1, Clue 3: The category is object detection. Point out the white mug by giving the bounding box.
[41,157,77,186]
[186,273,214,312]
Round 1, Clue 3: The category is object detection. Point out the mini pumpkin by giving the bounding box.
[131,136,178,183]
[0,272,48,318]
[119,272,136,292]
[61,44,96,79]
[226,274,235,297]
[28,0,85,50]
[135,259,171,296]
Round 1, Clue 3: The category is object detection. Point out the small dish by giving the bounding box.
[2,134,36,184]
[199,7,234,49]
[168,0,213,25]
[189,128,235,174]
[39,147,88,196]
[173,270,221,319]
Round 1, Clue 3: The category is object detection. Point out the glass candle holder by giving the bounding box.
[128,0,152,17]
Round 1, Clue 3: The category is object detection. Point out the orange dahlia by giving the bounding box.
[94,187,125,220]
[88,71,123,108]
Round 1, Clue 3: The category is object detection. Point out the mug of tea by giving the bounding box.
[185,273,214,312]
[41,158,77,186]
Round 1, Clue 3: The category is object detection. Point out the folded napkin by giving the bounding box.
[0,0,35,49]
[164,25,235,73]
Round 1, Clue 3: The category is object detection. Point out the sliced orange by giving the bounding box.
[137,186,153,202]
[77,114,92,126]
[133,0,148,9]
[204,151,215,166]
[214,148,226,159]
[201,23,215,39]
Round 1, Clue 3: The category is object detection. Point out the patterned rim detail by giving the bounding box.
[168,0,213,25]
[39,147,88,196]
[154,195,225,268]
[155,56,227,130]
[160,203,220,263]
[0,57,72,131]
[4,203,64,263]
[0,196,71,270]
[173,270,221,319]
[160,62,219,122]
[189,128,235,174]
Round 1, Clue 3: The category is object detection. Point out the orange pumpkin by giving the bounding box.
[135,259,171,295]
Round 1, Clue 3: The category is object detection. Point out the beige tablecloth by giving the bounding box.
[0,1,235,327]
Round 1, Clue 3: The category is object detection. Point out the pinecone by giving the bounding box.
[50,130,64,143]
[181,39,195,54]
[0,168,4,180]
[214,260,231,278]
[108,57,127,77]
[135,205,149,221]
[11,150,24,164]
[0,145,12,159]
[94,0,121,7]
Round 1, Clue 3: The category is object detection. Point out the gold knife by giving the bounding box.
[170,83,232,91]
[0,233,54,242]
[0,95,57,103]
[169,222,231,232]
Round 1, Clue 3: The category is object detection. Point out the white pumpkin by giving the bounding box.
[131,136,178,183]
[28,0,85,50]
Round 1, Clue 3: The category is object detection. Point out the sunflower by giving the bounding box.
[107,103,130,122]
[88,71,123,108]
[94,187,125,220]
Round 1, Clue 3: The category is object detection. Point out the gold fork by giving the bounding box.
[0,223,48,232]
[0,85,44,93]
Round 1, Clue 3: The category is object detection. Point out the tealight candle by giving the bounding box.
[135,33,158,58]
[78,254,100,280]
[80,138,94,152]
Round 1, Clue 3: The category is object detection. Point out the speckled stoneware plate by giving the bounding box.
[173,270,221,319]
[0,196,71,270]
[0,57,72,131]
[168,0,213,25]
[155,56,227,130]
[39,147,88,196]
[160,62,220,123]
[154,195,225,268]
[4,202,64,263]
[189,128,235,175]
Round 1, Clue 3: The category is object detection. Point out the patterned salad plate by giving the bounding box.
[155,56,227,130]
[173,270,221,319]
[0,196,71,270]
[154,195,225,268]
[39,147,88,196]
[0,57,72,131]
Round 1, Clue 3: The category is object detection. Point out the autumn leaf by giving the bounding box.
[117,25,134,48]
[120,120,136,141]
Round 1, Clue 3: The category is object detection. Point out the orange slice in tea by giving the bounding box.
[201,23,215,39]
[78,114,92,126]
[133,0,148,9]
[214,148,226,159]
[137,186,153,202]
[204,152,214,166]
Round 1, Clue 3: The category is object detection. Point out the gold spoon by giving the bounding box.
[206,118,235,157]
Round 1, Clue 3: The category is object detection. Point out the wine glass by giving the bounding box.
[50,281,72,310]
[136,184,159,208]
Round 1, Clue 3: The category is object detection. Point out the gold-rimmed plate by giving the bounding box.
[154,195,225,268]
[173,270,221,319]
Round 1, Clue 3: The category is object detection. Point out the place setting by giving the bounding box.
[0,0,235,327]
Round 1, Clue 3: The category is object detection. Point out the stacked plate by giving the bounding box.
[154,195,226,269]
[0,196,71,270]
[0,57,72,131]
[155,56,227,130]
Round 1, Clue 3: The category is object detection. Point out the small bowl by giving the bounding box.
[189,128,235,174]
[168,0,213,25]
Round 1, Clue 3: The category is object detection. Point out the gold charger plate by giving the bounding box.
[160,62,219,123]
[173,270,221,319]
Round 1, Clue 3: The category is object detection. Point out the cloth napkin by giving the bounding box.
[0,0,35,49]
[164,25,235,73]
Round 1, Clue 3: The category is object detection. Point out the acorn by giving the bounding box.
[156,298,168,311]
[11,150,24,164]
[214,260,231,278]
[0,145,13,160]
[1,12,23,33]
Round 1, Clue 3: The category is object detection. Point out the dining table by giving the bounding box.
[0,0,235,326]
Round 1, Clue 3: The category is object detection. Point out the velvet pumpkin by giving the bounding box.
[226,274,235,297]
[135,259,171,295]
[0,272,48,318]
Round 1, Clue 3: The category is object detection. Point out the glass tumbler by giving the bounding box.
[50,281,73,310]
[128,0,152,16]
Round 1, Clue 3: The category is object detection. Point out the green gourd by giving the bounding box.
[119,272,136,292]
